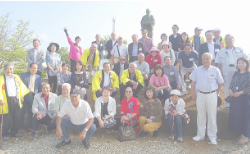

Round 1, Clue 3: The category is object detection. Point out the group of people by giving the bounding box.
[0,24,249,150]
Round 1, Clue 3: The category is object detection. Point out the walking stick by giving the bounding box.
[0,106,3,148]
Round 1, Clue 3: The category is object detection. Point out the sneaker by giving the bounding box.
[209,139,217,145]
[2,136,9,141]
[29,131,37,140]
[13,133,23,138]
[82,140,90,149]
[19,129,28,133]
[106,130,112,135]
[56,139,71,148]
[193,135,205,141]
[153,129,159,137]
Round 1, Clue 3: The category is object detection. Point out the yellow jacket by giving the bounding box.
[213,37,226,49]
[120,69,144,87]
[189,36,206,49]
[80,48,99,67]
[0,75,29,114]
[92,70,119,100]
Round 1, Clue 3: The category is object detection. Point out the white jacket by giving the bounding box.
[93,96,116,118]
[164,98,186,119]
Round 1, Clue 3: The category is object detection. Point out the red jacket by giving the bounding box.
[145,54,161,69]
[120,96,140,122]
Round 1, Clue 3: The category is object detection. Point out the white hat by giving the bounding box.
[161,41,169,47]
[118,36,123,39]
[214,28,221,32]
[170,89,181,96]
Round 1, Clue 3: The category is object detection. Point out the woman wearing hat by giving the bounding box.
[160,41,175,66]
[164,89,186,142]
[145,46,161,74]
[46,42,61,93]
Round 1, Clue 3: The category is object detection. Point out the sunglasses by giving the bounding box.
[120,59,126,61]
[125,91,132,93]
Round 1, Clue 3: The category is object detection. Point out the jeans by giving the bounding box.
[167,114,182,138]
[95,90,117,99]
[48,75,57,93]
[20,93,34,129]
[170,81,178,89]
[60,118,96,142]
[156,89,170,101]
[32,115,56,132]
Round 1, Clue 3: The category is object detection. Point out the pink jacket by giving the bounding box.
[67,36,82,61]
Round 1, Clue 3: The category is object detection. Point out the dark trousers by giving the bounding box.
[144,52,149,58]
[120,82,143,102]
[70,59,77,72]
[95,90,117,99]
[0,97,21,137]
[32,115,56,132]
[36,71,42,77]
[57,85,62,96]
[48,75,57,93]
[20,93,34,129]
[129,56,138,63]
[144,78,149,88]
[156,89,170,101]
[170,81,178,89]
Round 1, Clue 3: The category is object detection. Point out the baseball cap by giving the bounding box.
[194,27,203,31]
[170,89,181,96]
[70,88,81,96]
[214,28,221,32]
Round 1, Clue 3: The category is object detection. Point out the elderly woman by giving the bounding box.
[93,86,116,134]
[46,42,61,93]
[0,63,29,141]
[30,83,57,140]
[54,83,71,116]
[57,63,71,95]
[149,64,170,101]
[164,89,186,142]
[139,86,162,138]
[157,33,172,50]
[160,41,176,66]
[70,61,88,100]
[145,46,161,73]
[228,57,250,145]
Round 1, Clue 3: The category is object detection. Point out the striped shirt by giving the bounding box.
[229,72,250,94]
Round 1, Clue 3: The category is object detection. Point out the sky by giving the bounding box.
[0,1,250,55]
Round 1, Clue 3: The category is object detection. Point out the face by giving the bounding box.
[184,46,191,55]
[62,65,69,72]
[142,30,147,38]
[111,33,116,40]
[225,36,235,47]
[172,26,178,33]
[30,64,38,75]
[132,36,138,43]
[195,30,201,36]
[103,64,110,73]
[238,60,247,71]
[91,44,97,52]
[205,32,213,42]
[119,57,126,64]
[62,86,70,97]
[118,38,123,44]
[42,84,51,96]
[50,44,57,52]
[70,95,80,105]
[129,64,136,74]
[4,65,14,77]
[214,31,220,38]
[164,57,171,66]
[151,51,157,57]
[125,87,133,98]
[96,35,100,41]
[202,55,212,66]
[102,89,111,98]
[182,34,187,41]
[162,44,169,50]
[138,54,144,63]
[75,63,82,71]
[170,95,179,103]
[156,69,162,76]
[75,38,81,44]
[161,35,167,41]
[146,89,154,99]
[33,40,40,49]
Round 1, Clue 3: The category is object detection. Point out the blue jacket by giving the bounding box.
[20,71,42,94]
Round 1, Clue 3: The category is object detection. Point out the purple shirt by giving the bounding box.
[67,36,82,61]
[138,37,154,53]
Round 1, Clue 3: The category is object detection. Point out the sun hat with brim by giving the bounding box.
[149,46,160,54]
[161,41,169,47]
[170,89,181,96]
[70,88,81,96]
[47,42,60,52]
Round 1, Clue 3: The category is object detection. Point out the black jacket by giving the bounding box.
[198,42,220,66]
[113,62,129,77]
[128,42,145,62]
[105,39,117,59]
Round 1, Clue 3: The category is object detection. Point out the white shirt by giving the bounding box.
[58,99,94,125]
[103,72,111,87]
[207,42,215,60]
[93,96,116,118]
[112,40,116,47]
[34,49,38,62]
[5,74,17,97]
[164,98,186,119]
[120,64,124,77]
[111,44,128,58]
[174,34,177,38]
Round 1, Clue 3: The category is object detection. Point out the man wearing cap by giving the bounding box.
[120,62,144,102]
[215,34,248,108]
[213,28,226,50]
[139,29,154,57]
[135,53,150,87]
[128,34,145,63]
[190,53,224,145]
[56,88,96,149]
[92,62,119,100]
[105,32,117,67]
[26,39,45,77]
[145,47,161,73]
[160,41,176,66]
[92,34,104,70]
[189,27,206,52]
[111,36,128,65]
[198,30,220,66]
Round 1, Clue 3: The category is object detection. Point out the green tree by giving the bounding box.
[56,47,71,69]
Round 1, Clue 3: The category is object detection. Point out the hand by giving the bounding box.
[99,88,102,92]
[179,73,182,77]
[146,119,153,123]
[177,84,181,90]
[173,110,178,116]
[99,120,104,128]
[112,61,115,65]
[56,127,63,139]
[102,115,109,120]
[51,117,56,123]
[63,27,67,31]
[155,87,160,92]
[36,113,42,120]
[65,115,70,119]
[191,93,197,101]
[233,92,242,98]
[79,130,86,140]
[110,50,112,53]
[0,100,5,106]
[112,87,117,92]
[144,74,148,80]
[229,89,234,96]
[122,115,129,121]
[21,97,24,103]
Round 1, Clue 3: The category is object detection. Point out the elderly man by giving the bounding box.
[189,27,206,52]
[80,44,99,83]
[198,30,220,66]
[92,62,119,100]
[134,53,150,87]
[128,34,145,62]
[139,29,154,57]
[26,39,45,76]
[92,34,104,70]
[30,83,57,139]
[106,32,117,67]
[120,62,144,102]
[0,63,29,141]
[190,53,224,145]
[213,28,226,50]
[113,56,129,78]
[54,83,71,116]
[56,88,96,149]
[163,56,181,90]
[111,36,128,65]
[20,63,42,133]
[215,34,248,108]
